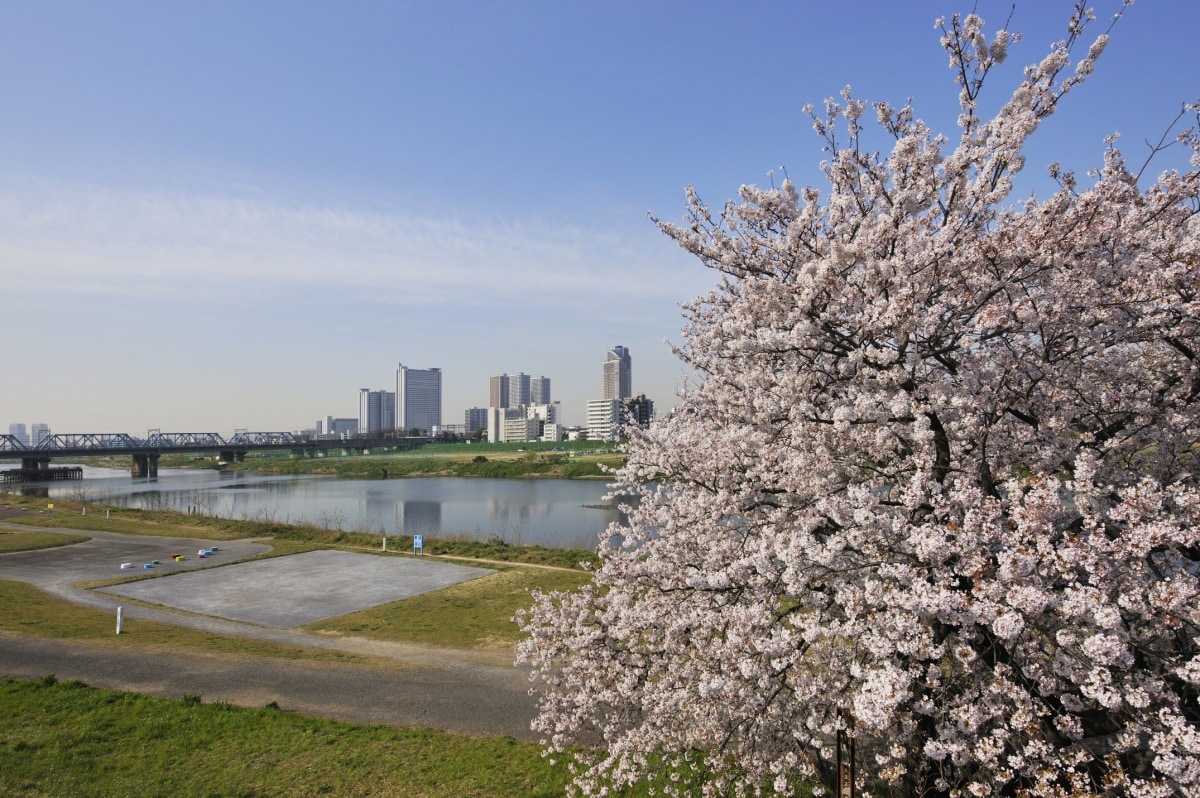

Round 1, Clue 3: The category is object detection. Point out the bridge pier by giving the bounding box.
[21,457,50,472]
[217,450,246,465]
[130,454,159,478]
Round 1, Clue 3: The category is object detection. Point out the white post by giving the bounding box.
[382,536,387,552]
[116,606,124,635]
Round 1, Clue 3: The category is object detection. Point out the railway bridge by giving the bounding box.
[0,431,427,482]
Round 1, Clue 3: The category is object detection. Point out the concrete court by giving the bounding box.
[100,550,495,627]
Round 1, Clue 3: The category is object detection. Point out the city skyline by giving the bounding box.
[2,2,1195,433]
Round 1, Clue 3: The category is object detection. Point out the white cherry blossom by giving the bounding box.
[518,4,1200,796]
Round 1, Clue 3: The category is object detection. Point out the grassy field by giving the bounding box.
[0,676,590,798]
[309,567,590,649]
[0,529,91,554]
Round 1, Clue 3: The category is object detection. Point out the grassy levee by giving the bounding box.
[0,676,595,798]
[0,675,806,797]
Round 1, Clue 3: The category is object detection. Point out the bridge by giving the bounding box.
[0,431,428,482]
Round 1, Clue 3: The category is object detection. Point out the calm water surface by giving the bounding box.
[33,467,627,549]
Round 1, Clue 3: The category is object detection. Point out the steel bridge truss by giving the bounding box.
[0,432,302,452]
[143,432,228,448]
[33,433,143,451]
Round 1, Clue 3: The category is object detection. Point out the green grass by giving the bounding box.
[0,677,805,798]
[0,676,588,798]
[2,497,299,541]
[310,567,592,649]
[0,530,91,553]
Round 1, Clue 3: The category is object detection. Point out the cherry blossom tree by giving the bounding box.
[519,4,1200,796]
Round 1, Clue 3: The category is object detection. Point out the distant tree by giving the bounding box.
[518,5,1200,797]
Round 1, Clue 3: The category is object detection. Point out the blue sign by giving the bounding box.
[413,534,423,555]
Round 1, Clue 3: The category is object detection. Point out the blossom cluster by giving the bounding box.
[518,4,1200,796]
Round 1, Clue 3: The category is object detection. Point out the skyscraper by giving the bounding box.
[397,364,442,434]
[359,389,395,433]
[489,374,510,409]
[465,407,489,435]
[510,373,531,407]
[531,375,551,405]
[8,423,29,446]
[603,345,632,400]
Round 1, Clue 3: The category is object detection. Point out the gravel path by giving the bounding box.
[0,517,540,739]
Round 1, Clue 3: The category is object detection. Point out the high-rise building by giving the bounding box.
[397,364,442,434]
[487,406,516,444]
[321,417,359,437]
[624,394,655,428]
[465,407,489,435]
[603,345,632,400]
[31,424,50,446]
[531,375,551,405]
[491,372,550,410]
[8,423,29,446]
[489,374,510,409]
[359,389,395,433]
[587,399,623,441]
[510,373,531,407]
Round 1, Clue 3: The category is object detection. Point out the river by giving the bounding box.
[22,466,627,550]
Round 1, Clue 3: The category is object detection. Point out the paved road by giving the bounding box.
[0,517,540,740]
[0,635,536,738]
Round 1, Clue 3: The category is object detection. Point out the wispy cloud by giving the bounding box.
[0,177,705,308]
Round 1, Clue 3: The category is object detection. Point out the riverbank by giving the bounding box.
[75,439,629,480]
[0,498,598,569]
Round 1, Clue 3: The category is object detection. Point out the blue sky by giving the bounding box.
[1,1,1196,434]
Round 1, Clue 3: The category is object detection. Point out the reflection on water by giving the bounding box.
[397,500,440,537]
[26,466,625,549]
